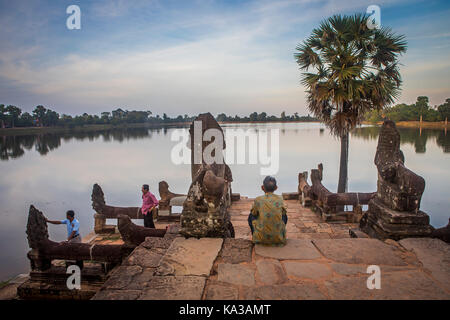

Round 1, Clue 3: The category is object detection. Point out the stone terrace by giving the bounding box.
[229,199,358,240]
[92,198,450,300]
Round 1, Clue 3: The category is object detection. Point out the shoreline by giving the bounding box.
[0,122,190,136]
[362,120,449,129]
[0,120,320,136]
[0,120,447,137]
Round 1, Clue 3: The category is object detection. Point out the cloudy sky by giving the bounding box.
[0,0,449,117]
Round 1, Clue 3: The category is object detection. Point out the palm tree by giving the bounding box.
[295,14,407,193]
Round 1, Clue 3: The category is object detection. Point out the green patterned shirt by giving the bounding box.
[250,192,287,246]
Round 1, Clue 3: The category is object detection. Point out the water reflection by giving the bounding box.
[0,128,173,160]
[2,126,448,161]
[352,126,450,154]
[0,123,448,281]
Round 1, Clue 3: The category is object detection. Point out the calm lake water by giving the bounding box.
[0,122,449,281]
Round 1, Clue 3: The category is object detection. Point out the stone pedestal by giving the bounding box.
[361,199,433,241]
[360,120,433,241]
[94,213,115,234]
[18,265,107,300]
[180,113,234,238]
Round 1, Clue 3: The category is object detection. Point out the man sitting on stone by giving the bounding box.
[141,184,159,228]
[248,176,288,246]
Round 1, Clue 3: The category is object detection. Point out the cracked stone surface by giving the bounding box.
[244,283,326,300]
[91,200,449,301]
[139,276,206,300]
[142,237,176,250]
[283,261,332,280]
[371,271,449,299]
[313,238,407,265]
[217,263,255,286]
[219,238,253,264]
[156,237,223,276]
[124,247,164,268]
[255,239,321,260]
[205,283,239,300]
[330,263,367,275]
[399,238,450,291]
[103,265,143,290]
[92,289,142,300]
[325,276,373,300]
[256,259,286,285]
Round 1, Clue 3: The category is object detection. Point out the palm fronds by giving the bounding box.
[295,13,407,136]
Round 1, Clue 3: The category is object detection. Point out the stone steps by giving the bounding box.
[91,198,450,300]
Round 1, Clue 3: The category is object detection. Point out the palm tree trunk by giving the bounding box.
[337,131,349,193]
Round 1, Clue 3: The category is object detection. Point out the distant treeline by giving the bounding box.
[2,124,448,161]
[2,96,448,129]
[0,104,317,129]
[364,97,450,123]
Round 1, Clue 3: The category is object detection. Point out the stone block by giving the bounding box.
[256,259,286,285]
[255,239,321,260]
[283,261,332,280]
[217,263,255,286]
[92,289,142,300]
[219,238,253,264]
[139,276,206,300]
[244,283,326,300]
[312,238,407,266]
[399,238,450,292]
[124,247,163,268]
[205,283,239,300]
[156,237,223,276]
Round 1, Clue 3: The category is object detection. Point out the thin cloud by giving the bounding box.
[0,0,448,114]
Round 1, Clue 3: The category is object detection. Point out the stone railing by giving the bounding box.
[298,164,375,222]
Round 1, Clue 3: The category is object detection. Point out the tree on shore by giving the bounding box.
[416,96,429,123]
[438,99,450,125]
[295,14,407,193]
[33,105,47,127]
[0,103,318,129]
[6,105,22,128]
[363,96,449,123]
[0,104,5,128]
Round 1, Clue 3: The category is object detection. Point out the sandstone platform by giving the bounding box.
[92,199,450,300]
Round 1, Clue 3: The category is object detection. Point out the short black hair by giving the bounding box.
[263,176,277,192]
[66,210,75,218]
[143,184,149,191]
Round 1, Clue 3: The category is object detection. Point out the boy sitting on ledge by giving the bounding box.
[248,176,288,246]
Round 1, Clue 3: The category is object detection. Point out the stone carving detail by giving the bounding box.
[158,180,185,213]
[180,113,234,238]
[298,164,374,222]
[26,205,133,271]
[92,183,146,233]
[92,183,144,219]
[360,120,433,240]
[117,214,166,247]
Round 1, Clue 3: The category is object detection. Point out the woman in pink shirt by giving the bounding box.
[141,184,159,228]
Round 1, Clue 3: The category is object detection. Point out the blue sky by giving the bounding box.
[0,0,449,116]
